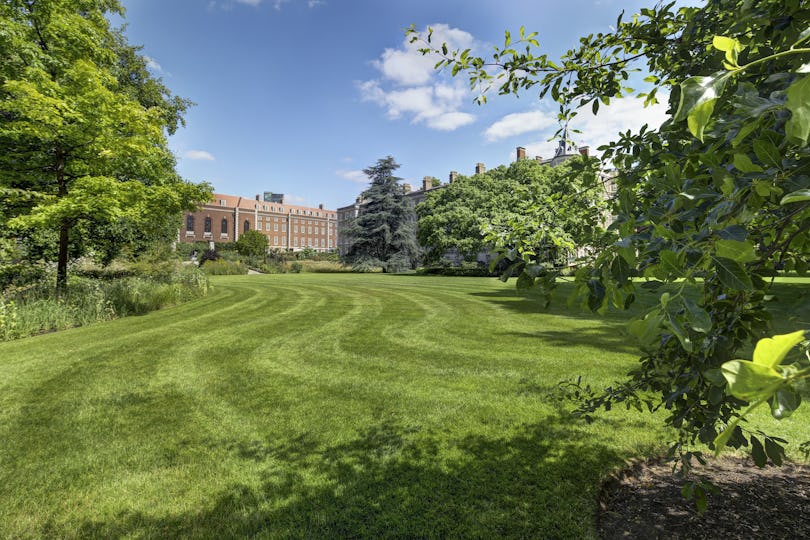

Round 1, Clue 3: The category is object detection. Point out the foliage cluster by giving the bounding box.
[417,157,608,271]
[234,230,269,258]
[0,0,211,292]
[0,264,208,341]
[416,260,493,277]
[200,259,248,276]
[411,0,810,485]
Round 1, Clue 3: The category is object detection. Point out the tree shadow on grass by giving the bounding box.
[75,415,632,539]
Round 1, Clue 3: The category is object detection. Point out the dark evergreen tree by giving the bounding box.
[344,156,419,272]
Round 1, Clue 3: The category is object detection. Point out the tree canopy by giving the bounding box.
[0,0,211,291]
[343,156,419,272]
[411,0,810,488]
[417,157,608,274]
[235,229,269,258]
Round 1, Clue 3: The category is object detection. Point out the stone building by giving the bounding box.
[181,193,337,252]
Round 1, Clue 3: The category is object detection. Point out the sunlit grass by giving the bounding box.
[0,274,806,538]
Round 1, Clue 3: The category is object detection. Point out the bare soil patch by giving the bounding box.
[598,457,810,539]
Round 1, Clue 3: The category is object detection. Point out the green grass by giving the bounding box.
[0,274,807,538]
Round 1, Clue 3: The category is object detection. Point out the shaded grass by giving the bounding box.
[0,274,807,538]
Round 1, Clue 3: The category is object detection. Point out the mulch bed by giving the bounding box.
[598,456,810,539]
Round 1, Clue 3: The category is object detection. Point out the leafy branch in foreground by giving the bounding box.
[410,0,810,480]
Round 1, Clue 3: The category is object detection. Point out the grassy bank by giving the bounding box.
[0,274,807,538]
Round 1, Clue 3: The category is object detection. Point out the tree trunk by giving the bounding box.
[55,148,68,296]
[56,220,69,296]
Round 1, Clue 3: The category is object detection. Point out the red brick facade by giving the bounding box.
[181,194,337,252]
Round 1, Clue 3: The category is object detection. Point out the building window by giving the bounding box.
[221,219,228,234]
[273,223,278,231]
[186,215,194,231]
[266,222,271,231]
[294,238,298,246]
[219,199,227,206]
[294,225,298,233]
[244,220,250,233]
[204,217,212,233]
[282,224,287,232]
[273,236,278,245]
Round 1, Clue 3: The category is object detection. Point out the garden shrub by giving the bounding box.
[0,266,209,341]
[201,259,247,275]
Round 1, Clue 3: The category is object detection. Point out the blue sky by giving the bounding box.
[117,0,670,210]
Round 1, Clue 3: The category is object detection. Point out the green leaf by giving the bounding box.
[751,436,767,467]
[785,75,810,145]
[628,311,663,347]
[659,250,682,277]
[683,296,712,333]
[770,386,802,419]
[667,313,693,352]
[721,360,784,401]
[764,438,785,466]
[712,256,753,290]
[780,188,810,204]
[703,368,726,386]
[733,153,763,173]
[752,139,781,168]
[752,330,805,368]
[714,423,741,454]
[675,73,728,141]
[712,35,741,67]
[715,239,757,263]
[716,225,747,242]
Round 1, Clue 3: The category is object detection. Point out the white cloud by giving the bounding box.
[427,111,475,131]
[336,169,368,184]
[483,110,556,142]
[184,150,215,161]
[360,24,478,132]
[235,0,263,5]
[144,56,163,73]
[572,95,669,152]
[358,81,475,131]
[372,24,474,87]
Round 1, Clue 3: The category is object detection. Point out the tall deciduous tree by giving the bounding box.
[411,0,810,486]
[0,0,210,292]
[417,157,608,275]
[344,156,419,272]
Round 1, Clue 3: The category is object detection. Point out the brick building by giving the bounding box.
[181,193,337,252]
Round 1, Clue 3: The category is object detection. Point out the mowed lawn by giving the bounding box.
[0,274,807,538]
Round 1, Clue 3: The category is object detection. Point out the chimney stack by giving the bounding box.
[403,182,412,193]
[318,203,324,210]
[255,194,260,201]
[579,146,590,157]
[423,176,432,191]
[517,146,526,161]
[535,156,543,162]
[449,170,458,183]
[475,162,486,175]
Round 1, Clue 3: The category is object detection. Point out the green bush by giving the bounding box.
[201,259,247,275]
[352,257,383,273]
[297,260,353,273]
[0,267,210,341]
[416,262,493,277]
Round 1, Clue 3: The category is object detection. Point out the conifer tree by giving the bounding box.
[344,156,419,272]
